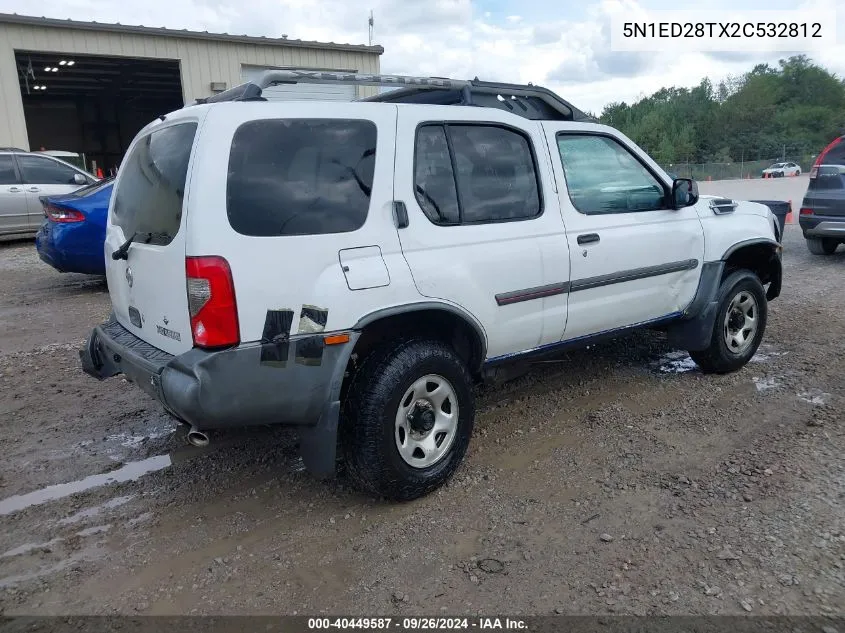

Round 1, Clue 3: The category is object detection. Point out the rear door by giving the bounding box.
[393,107,570,360]
[104,115,202,355]
[17,154,90,228]
[0,154,28,235]
[542,123,705,341]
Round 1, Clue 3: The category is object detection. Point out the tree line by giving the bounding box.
[598,55,845,166]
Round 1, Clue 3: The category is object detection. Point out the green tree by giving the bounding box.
[596,55,845,167]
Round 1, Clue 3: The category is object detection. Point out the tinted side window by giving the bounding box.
[557,134,667,215]
[414,126,460,224]
[18,155,80,185]
[412,124,541,225]
[449,125,541,222]
[112,122,197,246]
[0,155,17,185]
[227,119,377,237]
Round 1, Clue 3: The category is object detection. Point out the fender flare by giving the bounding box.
[721,237,779,260]
[354,301,489,368]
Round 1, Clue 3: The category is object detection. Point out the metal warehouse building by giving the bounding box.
[0,13,383,174]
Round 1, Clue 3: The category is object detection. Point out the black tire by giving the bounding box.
[340,339,475,501]
[689,270,768,374]
[806,237,839,255]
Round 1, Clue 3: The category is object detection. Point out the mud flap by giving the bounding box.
[297,330,361,479]
[667,261,723,352]
[79,329,119,380]
[299,400,340,479]
[766,253,782,300]
[667,301,719,351]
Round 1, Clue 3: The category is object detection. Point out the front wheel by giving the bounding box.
[341,339,475,501]
[689,270,768,374]
[807,237,839,255]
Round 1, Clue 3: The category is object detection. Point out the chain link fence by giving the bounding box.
[661,155,816,181]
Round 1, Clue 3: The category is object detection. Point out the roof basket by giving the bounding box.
[193,70,593,122]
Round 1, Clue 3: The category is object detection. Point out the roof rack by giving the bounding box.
[195,70,593,122]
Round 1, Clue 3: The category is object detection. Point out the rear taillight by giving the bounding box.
[800,207,814,216]
[44,204,84,223]
[185,256,239,349]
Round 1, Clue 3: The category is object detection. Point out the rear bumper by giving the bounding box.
[35,221,105,275]
[81,316,358,432]
[800,215,845,239]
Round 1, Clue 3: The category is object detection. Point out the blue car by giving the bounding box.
[35,179,113,276]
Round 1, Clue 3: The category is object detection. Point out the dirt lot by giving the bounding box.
[0,197,843,616]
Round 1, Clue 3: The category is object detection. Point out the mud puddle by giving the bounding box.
[0,455,171,516]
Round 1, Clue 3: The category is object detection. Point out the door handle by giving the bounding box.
[8,187,21,193]
[577,233,600,245]
[27,187,40,193]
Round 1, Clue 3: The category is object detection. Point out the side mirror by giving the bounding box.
[671,178,699,209]
[73,173,87,185]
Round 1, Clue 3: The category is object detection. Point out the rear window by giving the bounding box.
[112,122,197,246]
[226,119,377,236]
[70,178,113,198]
[809,138,845,191]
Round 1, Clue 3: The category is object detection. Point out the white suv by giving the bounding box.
[81,71,783,500]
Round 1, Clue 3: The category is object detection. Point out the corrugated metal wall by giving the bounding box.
[0,22,381,150]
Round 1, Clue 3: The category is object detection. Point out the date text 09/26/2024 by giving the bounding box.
[307,618,528,630]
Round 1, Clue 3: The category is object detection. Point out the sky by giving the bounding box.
[2,0,843,114]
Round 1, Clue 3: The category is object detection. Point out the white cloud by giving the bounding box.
[2,0,843,114]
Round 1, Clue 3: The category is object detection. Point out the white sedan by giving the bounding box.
[762,162,801,177]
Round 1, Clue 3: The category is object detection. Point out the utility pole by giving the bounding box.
[368,10,374,46]
[782,144,786,161]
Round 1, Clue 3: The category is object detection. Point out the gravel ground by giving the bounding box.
[0,221,843,616]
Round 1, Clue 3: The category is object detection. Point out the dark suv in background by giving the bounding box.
[800,135,845,255]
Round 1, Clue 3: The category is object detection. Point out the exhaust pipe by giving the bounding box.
[187,427,209,447]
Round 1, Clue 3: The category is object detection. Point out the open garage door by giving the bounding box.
[16,51,183,176]
[241,65,356,102]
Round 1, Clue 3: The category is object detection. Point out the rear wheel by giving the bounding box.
[689,270,767,374]
[806,237,839,255]
[341,338,474,501]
